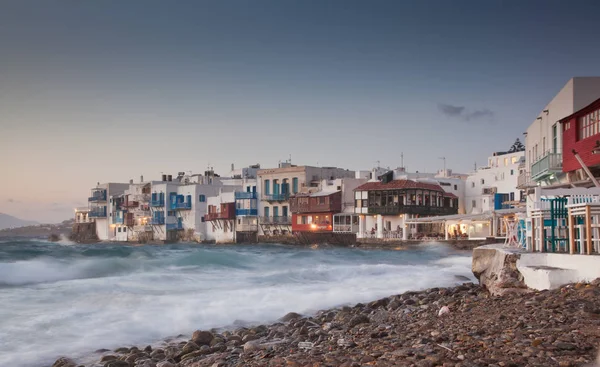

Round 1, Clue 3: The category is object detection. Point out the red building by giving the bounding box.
[289,191,342,232]
[561,97,600,177]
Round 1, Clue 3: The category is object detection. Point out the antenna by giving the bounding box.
[474,161,477,171]
[400,152,404,169]
[376,160,380,168]
[439,157,446,175]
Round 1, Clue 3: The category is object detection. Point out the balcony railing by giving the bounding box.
[235,192,258,200]
[150,199,165,207]
[367,205,457,216]
[204,211,236,221]
[236,209,258,216]
[123,201,139,208]
[89,207,107,218]
[88,192,107,202]
[531,153,562,181]
[262,193,290,202]
[114,216,124,224]
[166,222,183,231]
[150,217,165,225]
[260,216,292,225]
[516,171,535,189]
[171,202,192,210]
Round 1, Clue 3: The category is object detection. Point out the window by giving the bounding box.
[453,184,457,190]
[264,180,270,195]
[123,227,127,233]
[297,216,302,225]
[199,195,205,202]
[201,217,205,222]
[578,109,600,140]
[480,179,485,185]
[542,137,546,155]
[292,177,299,193]
[319,196,326,204]
[472,200,477,208]
[118,227,121,232]
[355,199,361,208]
[273,206,279,217]
[511,156,518,164]
[552,124,558,153]
[471,182,475,188]
[264,207,270,217]
[168,210,175,216]
[510,169,514,175]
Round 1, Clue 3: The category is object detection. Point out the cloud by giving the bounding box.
[438,103,495,123]
[6,198,20,203]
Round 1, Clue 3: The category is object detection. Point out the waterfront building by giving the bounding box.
[74,207,91,224]
[289,178,366,233]
[205,190,238,243]
[354,170,459,240]
[521,77,600,191]
[234,178,259,242]
[257,162,355,236]
[88,182,130,241]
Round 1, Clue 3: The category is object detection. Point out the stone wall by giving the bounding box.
[472,245,530,296]
[69,222,99,243]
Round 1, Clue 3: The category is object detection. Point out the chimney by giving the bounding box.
[162,174,167,182]
[231,163,234,171]
[140,175,144,183]
[168,175,172,182]
[129,179,133,184]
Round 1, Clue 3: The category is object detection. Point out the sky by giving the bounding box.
[1,0,600,223]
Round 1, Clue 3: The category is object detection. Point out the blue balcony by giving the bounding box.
[150,199,165,207]
[150,217,165,225]
[236,208,258,216]
[88,190,107,202]
[114,216,124,224]
[170,201,192,210]
[235,192,258,200]
[89,207,107,218]
[166,222,183,231]
[262,193,290,202]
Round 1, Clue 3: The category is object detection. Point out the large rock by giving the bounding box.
[52,357,77,367]
[191,330,214,346]
[472,245,530,296]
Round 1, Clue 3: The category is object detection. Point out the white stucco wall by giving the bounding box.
[205,191,237,243]
[465,151,524,214]
[517,252,600,290]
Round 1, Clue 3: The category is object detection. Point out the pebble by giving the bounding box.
[52,279,600,367]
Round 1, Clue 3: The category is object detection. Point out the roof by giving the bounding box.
[354,179,444,192]
[559,97,600,124]
[444,192,458,198]
[292,190,340,198]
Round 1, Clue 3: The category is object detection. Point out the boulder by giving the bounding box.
[279,312,302,322]
[191,330,214,346]
[52,357,77,367]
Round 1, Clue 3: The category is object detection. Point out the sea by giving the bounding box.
[0,238,474,367]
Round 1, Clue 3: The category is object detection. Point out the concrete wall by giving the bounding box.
[517,252,600,290]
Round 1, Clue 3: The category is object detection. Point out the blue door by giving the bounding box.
[273,206,279,218]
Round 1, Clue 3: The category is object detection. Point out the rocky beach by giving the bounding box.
[53,279,600,367]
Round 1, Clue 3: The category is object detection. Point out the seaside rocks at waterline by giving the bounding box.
[61,279,600,367]
[52,357,77,367]
[191,330,214,346]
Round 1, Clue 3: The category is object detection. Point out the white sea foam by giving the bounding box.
[0,241,473,367]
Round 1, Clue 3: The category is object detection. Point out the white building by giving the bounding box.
[465,150,525,215]
[205,190,238,243]
[88,182,130,241]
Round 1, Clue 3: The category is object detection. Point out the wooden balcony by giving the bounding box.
[367,205,457,216]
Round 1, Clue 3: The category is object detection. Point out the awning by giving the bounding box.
[405,207,525,224]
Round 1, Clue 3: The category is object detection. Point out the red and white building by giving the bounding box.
[289,191,341,233]
[560,97,600,181]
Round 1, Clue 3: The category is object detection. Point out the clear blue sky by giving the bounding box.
[1,0,599,222]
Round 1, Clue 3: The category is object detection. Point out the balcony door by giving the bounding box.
[282,206,288,217]
[273,206,279,218]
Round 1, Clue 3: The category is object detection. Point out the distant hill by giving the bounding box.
[0,213,39,230]
[0,218,74,238]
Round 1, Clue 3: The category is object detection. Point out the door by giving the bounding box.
[282,206,288,217]
[273,206,279,218]
[264,207,270,218]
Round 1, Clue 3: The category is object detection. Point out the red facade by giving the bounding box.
[290,192,341,233]
[561,98,600,173]
[204,202,236,221]
[292,212,335,233]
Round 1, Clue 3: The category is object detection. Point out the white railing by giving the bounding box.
[568,195,600,206]
[533,201,552,210]
[333,224,359,233]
